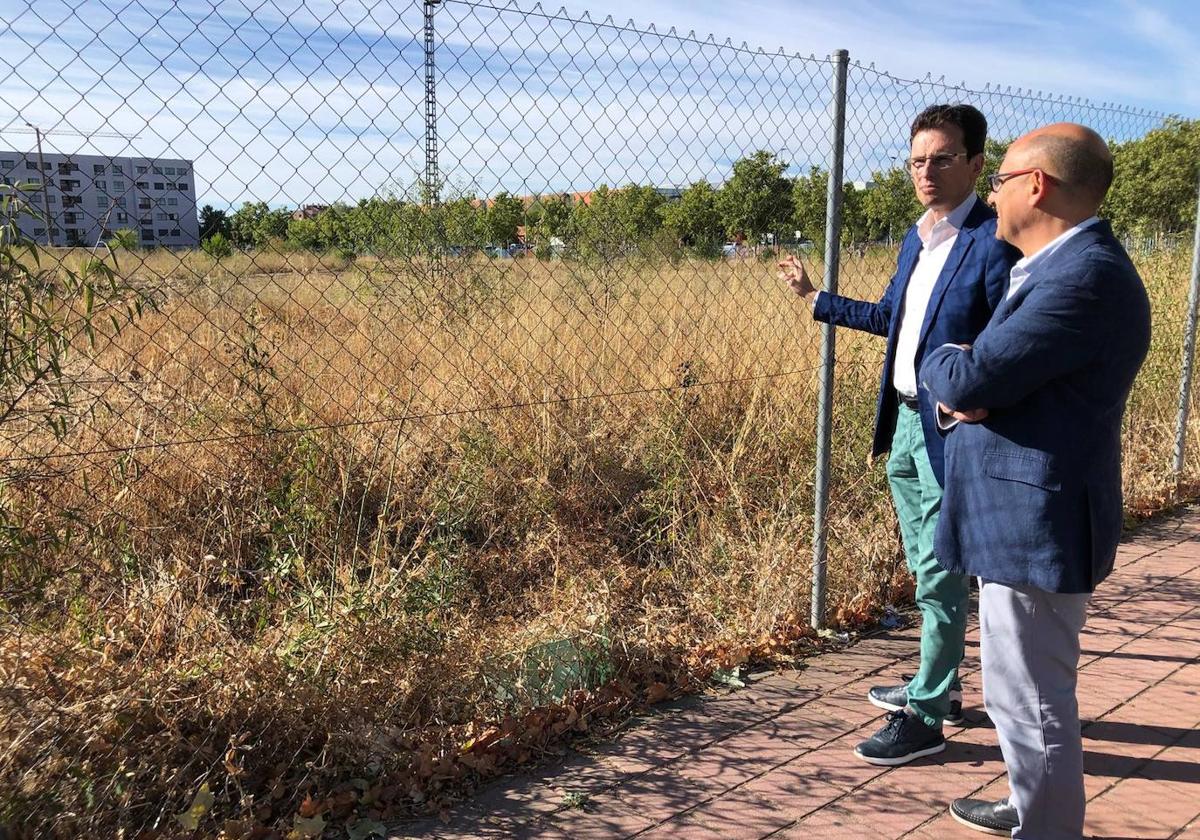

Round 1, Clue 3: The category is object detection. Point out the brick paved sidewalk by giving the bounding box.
[395,508,1200,839]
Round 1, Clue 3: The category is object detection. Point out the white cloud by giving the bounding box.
[1,0,1191,212]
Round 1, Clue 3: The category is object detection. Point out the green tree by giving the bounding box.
[440,197,484,249]
[660,181,723,254]
[202,231,233,258]
[1104,118,1200,236]
[860,166,922,244]
[716,151,794,243]
[570,185,667,260]
[199,204,232,241]
[483,192,525,245]
[791,168,870,246]
[230,201,291,248]
[791,167,828,243]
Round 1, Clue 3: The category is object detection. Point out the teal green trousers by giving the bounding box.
[885,404,969,729]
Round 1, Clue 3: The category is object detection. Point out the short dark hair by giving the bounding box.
[910,104,988,158]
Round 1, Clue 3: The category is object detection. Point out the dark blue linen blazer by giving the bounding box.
[919,221,1151,594]
[812,197,1016,485]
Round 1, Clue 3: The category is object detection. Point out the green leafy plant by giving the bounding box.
[0,183,155,555]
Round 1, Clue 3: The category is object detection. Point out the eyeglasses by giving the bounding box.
[987,168,1052,192]
[906,152,966,171]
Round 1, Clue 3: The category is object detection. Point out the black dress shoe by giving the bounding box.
[868,682,966,726]
[854,709,945,766]
[950,797,1019,835]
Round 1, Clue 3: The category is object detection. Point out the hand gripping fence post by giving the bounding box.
[811,49,849,630]
[1172,167,1200,482]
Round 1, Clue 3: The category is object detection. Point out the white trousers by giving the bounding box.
[979,579,1090,840]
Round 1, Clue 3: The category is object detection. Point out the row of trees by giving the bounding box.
[196,118,1197,259]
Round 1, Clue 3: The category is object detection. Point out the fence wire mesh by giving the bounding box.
[0,0,1196,835]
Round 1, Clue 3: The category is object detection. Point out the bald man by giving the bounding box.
[919,124,1150,838]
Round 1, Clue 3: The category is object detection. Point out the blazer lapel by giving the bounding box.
[993,221,1111,319]
[891,230,922,329]
[916,198,989,348]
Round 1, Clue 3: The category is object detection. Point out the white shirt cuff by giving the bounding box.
[810,289,824,310]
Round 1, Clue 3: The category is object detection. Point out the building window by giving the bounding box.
[63,212,78,224]
[27,176,40,185]
[28,193,42,203]
[165,166,175,176]
[166,197,177,206]
[156,212,167,221]
[116,212,128,223]
[136,181,148,189]
[33,227,46,236]
[0,176,9,186]
[170,228,180,236]
[59,179,79,191]
[96,180,107,191]
[154,182,164,190]
[157,228,168,236]
[25,160,38,170]
[93,164,105,175]
[177,167,189,176]
[167,212,177,221]
[138,199,151,209]
[136,165,147,174]
[46,195,56,204]
[141,228,153,239]
[0,159,13,168]
[176,182,189,192]
[152,166,163,175]
[97,196,109,208]
[113,164,123,174]
[115,197,125,207]
[62,196,80,208]
[113,179,124,190]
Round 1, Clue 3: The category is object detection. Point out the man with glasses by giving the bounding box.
[921,123,1149,838]
[781,103,1018,765]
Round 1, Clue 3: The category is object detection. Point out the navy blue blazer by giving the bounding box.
[919,221,1151,594]
[813,197,1016,485]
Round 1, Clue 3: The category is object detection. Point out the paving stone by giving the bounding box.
[383,510,1200,840]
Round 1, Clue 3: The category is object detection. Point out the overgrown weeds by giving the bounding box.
[0,243,1195,837]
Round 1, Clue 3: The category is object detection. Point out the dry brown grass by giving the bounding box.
[1,242,1196,837]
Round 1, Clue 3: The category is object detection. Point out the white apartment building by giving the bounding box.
[0,151,199,248]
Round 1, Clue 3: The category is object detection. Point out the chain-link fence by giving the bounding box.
[2,0,1198,835]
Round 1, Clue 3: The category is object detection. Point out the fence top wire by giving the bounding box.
[444,0,833,63]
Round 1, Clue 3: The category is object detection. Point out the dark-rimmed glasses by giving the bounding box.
[906,152,966,171]
[988,168,1052,192]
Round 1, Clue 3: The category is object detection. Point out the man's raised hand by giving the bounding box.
[778,254,817,302]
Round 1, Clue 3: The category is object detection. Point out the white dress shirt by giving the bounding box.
[1006,216,1101,300]
[890,193,979,397]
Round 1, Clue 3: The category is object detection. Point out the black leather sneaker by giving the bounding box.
[868,681,966,727]
[854,709,945,765]
[950,797,1019,835]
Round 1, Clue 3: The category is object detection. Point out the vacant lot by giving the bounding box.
[2,242,1195,836]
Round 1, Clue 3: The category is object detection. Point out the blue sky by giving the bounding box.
[0,0,1194,212]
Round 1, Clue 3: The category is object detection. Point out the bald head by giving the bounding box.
[1010,123,1113,210]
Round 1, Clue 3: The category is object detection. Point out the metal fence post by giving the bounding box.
[1172,168,1200,482]
[811,49,849,630]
